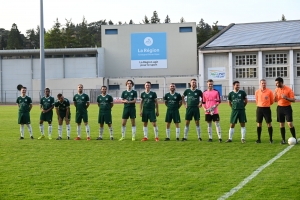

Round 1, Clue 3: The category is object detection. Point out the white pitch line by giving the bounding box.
[218,140,298,200]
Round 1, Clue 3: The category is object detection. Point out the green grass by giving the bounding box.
[0,103,299,200]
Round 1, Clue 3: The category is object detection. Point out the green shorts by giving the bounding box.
[98,112,112,124]
[40,110,53,123]
[142,109,156,123]
[58,112,71,121]
[230,109,247,124]
[165,109,181,123]
[75,112,88,123]
[18,112,31,124]
[122,107,136,119]
[185,106,200,121]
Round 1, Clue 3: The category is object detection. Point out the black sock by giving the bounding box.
[257,127,262,140]
[290,127,296,139]
[280,127,286,141]
[268,127,273,141]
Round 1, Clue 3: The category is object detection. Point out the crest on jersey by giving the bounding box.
[25,99,27,102]
[174,97,177,99]
[82,97,84,99]
[195,93,197,95]
[131,93,133,95]
[239,94,241,96]
[150,95,152,98]
[106,98,108,100]
[48,99,50,101]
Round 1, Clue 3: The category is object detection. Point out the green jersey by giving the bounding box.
[73,93,90,113]
[141,91,157,110]
[228,90,247,110]
[97,94,113,112]
[183,89,203,107]
[16,96,32,113]
[121,90,137,108]
[40,96,55,110]
[54,98,70,113]
[164,92,182,110]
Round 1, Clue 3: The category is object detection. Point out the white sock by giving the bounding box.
[196,126,201,138]
[166,129,170,138]
[85,125,90,137]
[77,125,81,137]
[48,125,52,137]
[229,128,234,140]
[208,123,212,139]
[215,122,222,139]
[143,127,148,138]
[39,124,44,135]
[121,126,126,138]
[184,126,189,139]
[20,125,24,137]
[99,127,104,137]
[26,124,33,136]
[132,126,136,138]
[109,127,113,138]
[176,128,180,138]
[154,126,158,138]
[66,124,71,137]
[58,125,62,137]
[241,127,246,140]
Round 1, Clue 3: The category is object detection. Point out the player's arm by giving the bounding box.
[139,98,144,116]
[73,101,77,107]
[198,92,203,108]
[182,95,187,108]
[45,104,54,113]
[55,106,60,116]
[29,103,33,111]
[274,89,278,102]
[285,90,295,102]
[155,98,159,117]
[86,102,90,109]
[270,90,274,105]
[244,95,248,107]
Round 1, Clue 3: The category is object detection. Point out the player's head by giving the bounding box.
[57,93,64,102]
[21,87,27,96]
[190,79,197,89]
[101,86,107,94]
[126,80,134,88]
[207,79,214,90]
[233,81,240,90]
[145,81,151,91]
[170,83,176,92]
[275,77,284,88]
[260,79,266,89]
[44,88,50,96]
[78,84,83,93]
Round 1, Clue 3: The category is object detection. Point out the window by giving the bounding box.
[108,85,120,90]
[179,27,192,32]
[265,67,287,77]
[297,67,300,77]
[265,53,287,64]
[174,83,186,88]
[134,84,159,90]
[297,53,300,64]
[235,68,257,78]
[235,55,257,65]
[105,29,118,34]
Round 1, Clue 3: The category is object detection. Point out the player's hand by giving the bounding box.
[58,117,62,121]
[198,104,202,108]
[156,112,159,117]
[42,110,47,113]
[281,94,287,99]
[140,112,142,117]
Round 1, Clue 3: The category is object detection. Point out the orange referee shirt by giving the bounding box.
[255,88,274,107]
[274,85,294,106]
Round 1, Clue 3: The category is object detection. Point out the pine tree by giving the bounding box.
[180,17,185,23]
[281,14,287,21]
[7,23,23,49]
[0,28,9,49]
[77,17,93,48]
[108,20,114,25]
[151,11,160,24]
[164,15,170,23]
[143,16,150,24]
[197,18,212,46]
[62,19,76,48]
[129,19,134,24]
[45,18,63,48]
[210,21,220,37]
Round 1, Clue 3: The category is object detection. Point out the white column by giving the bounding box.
[198,52,205,90]
[258,51,263,84]
[289,49,294,89]
[228,52,233,91]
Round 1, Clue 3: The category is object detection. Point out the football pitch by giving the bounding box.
[0,103,299,200]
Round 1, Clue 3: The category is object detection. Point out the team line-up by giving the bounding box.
[16,77,297,144]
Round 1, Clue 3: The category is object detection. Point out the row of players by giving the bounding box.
[16,77,297,144]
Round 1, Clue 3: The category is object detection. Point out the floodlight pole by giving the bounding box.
[40,0,45,98]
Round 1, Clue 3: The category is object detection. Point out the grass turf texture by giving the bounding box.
[0,103,299,200]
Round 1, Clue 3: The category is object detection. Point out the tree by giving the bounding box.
[142,15,150,24]
[151,11,160,24]
[129,19,134,24]
[210,21,220,37]
[45,18,63,48]
[180,17,185,23]
[164,15,170,23]
[281,14,286,21]
[62,19,76,48]
[108,20,114,25]
[88,19,107,47]
[118,21,123,25]
[197,18,212,46]
[77,17,93,48]
[0,28,9,49]
[7,23,23,49]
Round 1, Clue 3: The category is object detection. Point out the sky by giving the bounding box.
[0,0,299,35]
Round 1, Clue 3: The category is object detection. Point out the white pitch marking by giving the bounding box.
[218,139,299,200]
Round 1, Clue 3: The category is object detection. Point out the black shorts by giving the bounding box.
[205,114,220,122]
[256,107,272,123]
[277,105,293,123]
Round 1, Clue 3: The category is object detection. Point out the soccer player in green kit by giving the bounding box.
[38,88,55,140]
[96,86,114,140]
[73,84,90,140]
[16,86,34,139]
[119,80,138,141]
[55,93,71,140]
[182,79,203,141]
[140,81,159,141]
[164,83,182,141]
[226,81,248,143]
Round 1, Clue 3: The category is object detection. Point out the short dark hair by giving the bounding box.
[101,85,107,89]
[233,81,240,85]
[44,88,50,91]
[22,86,27,90]
[145,81,151,85]
[191,78,197,82]
[207,79,213,83]
[57,93,62,98]
[126,79,134,86]
[275,77,284,83]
